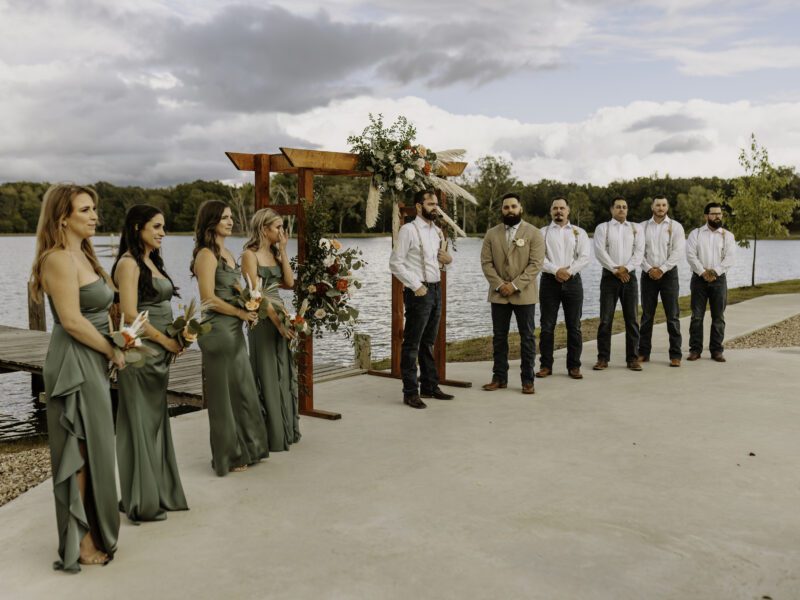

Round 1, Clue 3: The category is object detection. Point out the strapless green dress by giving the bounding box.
[248,265,300,451]
[116,277,188,522]
[198,261,269,475]
[44,278,119,572]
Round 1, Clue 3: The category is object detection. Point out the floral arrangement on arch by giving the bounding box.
[347,114,476,233]
[290,197,365,339]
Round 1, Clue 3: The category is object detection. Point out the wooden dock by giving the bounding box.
[0,325,366,408]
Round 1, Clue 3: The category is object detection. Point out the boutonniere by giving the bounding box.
[514,238,526,247]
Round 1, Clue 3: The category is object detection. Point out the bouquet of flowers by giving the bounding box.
[347,113,477,230]
[266,294,311,357]
[165,298,212,350]
[290,198,365,340]
[233,273,265,328]
[107,310,159,378]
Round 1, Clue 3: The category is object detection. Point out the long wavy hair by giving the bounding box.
[243,208,282,262]
[190,199,228,276]
[111,204,179,302]
[29,184,107,303]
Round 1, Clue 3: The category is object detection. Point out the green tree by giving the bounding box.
[467,156,518,232]
[675,185,723,229]
[728,134,798,286]
[567,190,594,230]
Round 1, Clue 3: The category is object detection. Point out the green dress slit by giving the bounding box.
[44,278,119,572]
[116,277,188,522]
[198,260,269,476]
[248,265,301,451]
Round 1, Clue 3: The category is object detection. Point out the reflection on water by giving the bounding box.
[2,234,800,439]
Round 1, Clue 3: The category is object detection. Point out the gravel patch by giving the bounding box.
[0,441,51,507]
[727,313,800,349]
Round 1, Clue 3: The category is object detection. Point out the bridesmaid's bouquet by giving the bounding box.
[266,295,310,357]
[107,310,159,378]
[233,273,265,328]
[166,298,212,350]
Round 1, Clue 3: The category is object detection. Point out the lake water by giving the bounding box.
[2,234,799,439]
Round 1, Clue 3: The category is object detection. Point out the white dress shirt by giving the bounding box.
[539,221,590,275]
[593,219,645,273]
[686,224,736,276]
[389,216,448,290]
[641,216,686,273]
[505,222,521,249]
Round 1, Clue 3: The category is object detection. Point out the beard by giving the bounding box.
[503,213,522,227]
[708,219,723,230]
[421,207,439,221]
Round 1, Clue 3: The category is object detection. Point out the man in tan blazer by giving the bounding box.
[480,193,546,394]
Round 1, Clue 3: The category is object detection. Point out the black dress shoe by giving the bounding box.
[420,387,454,400]
[403,394,427,409]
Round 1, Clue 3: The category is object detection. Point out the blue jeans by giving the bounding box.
[597,270,640,363]
[689,273,727,354]
[401,284,441,396]
[538,273,583,370]
[491,302,537,385]
[639,268,682,359]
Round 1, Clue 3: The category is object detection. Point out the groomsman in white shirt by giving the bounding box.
[593,197,645,371]
[389,189,454,409]
[685,202,736,362]
[535,197,590,380]
[638,196,686,367]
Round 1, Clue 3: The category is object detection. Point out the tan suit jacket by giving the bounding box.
[481,220,545,305]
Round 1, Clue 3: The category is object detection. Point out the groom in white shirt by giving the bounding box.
[389,189,454,409]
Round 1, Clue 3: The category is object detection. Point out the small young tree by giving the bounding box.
[728,134,797,286]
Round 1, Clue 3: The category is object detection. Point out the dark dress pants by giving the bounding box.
[538,273,583,370]
[491,302,536,385]
[639,268,682,359]
[596,270,640,363]
[689,273,727,354]
[401,284,441,396]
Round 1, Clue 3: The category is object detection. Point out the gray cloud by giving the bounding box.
[652,134,713,154]
[491,136,547,159]
[627,114,706,133]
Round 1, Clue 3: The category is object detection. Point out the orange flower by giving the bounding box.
[336,279,349,291]
[293,315,305,325]
[331,239,342,250]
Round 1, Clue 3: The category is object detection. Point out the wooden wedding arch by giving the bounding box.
[226,147,472,420]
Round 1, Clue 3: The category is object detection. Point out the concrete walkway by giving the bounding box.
[1,294,799,599]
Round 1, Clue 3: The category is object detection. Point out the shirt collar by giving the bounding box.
[701,223,724,235]
[505,221,522,231]
[610,219,628,227]
[548,221,572,229]
[414,216,436,229]
[648,216,671,225]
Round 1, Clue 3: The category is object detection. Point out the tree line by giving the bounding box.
[2,145,798,239]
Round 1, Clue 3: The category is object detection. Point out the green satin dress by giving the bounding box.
[198,260,269,476]
[116,277,188,522]
[44,278,119,572]
[248,265,301,452]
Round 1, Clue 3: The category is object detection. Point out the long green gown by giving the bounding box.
[44,278,119,572]
[116,277,188,522]
[248,265,301,452]
[198,260,269,476]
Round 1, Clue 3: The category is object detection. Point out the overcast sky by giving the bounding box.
[1,0,799,186]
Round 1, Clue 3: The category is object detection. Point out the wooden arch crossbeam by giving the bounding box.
[226,147,470,419]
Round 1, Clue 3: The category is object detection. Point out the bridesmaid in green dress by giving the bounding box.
[191,200,269,476]
[30,184,125,571]
[241,208,301,451]
[112,204,189,522]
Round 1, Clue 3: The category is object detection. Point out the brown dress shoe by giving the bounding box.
[637,355,650,362]
[568,368,583,379]
[403,394,427,409]
[670,358,681,367]
[420,387,455,400]
[592,361,608,370]
[482,379,507,391]
[627,361,643,371]
[711,352,726,362]
[687,352,701,361]
[535,367,552,378]
[522,383,535,394]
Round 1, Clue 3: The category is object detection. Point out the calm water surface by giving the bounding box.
[2,235,799,439]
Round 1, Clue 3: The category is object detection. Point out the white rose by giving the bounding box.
[405,168,416,181]
[314,308,327,319]
[415,158,425,169]
[375,150,384,160]
[319,238,331,250]
[395,177,404,191]
[323,255,335,267]
[393,163,404,174]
